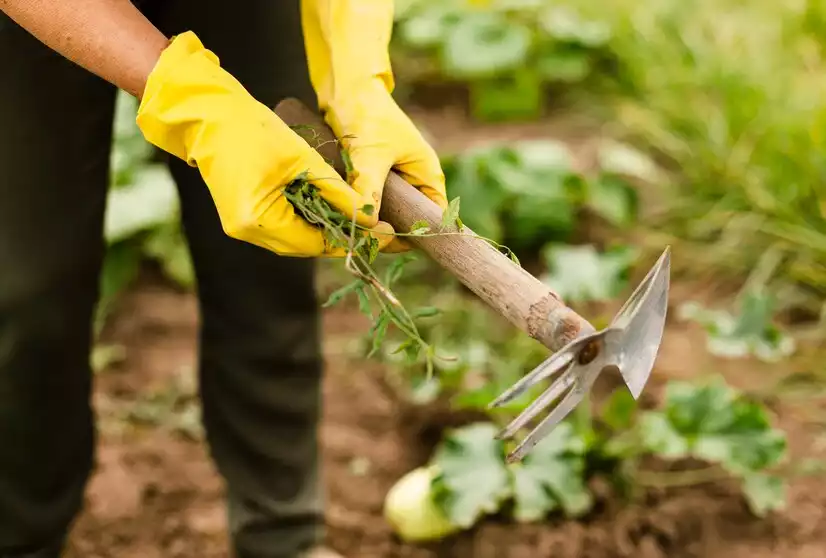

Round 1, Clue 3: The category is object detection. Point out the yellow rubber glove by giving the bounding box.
[301,0,448,252]
[135,31,394,257]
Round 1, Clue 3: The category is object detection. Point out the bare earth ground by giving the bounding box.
[66,105,826,557]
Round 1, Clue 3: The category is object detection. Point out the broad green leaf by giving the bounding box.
[442,13,532,78]
[443,150,506,241]
[431,422,512,528]
[95,241,143,334]
[536,48,592,83]
[638,412,690,458]
[484,146,544,196]
[509,422,592,522]
[539,7,611,47]
[654,378,789,474]
[678,291,796,362]
[597,140,664,184]
[104,164,179,243]
[510,184,576,247]
[479,141,578,246]
[586,174,639,227]
[540,244,638,303]
[741,472,787,516]
[600,389,638,431]
[512,140,575,174]
[469,69,544,122]
[398,6,463,49]
[143,225,195,289]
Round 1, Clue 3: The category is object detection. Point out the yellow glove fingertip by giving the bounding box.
[371,221,396,252]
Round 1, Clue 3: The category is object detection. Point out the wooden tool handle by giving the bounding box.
[275,98,594,351]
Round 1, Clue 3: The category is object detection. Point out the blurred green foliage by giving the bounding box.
[97,92,194,331]
[440,138,645,250]
[393,0,614,121]
[394,0,826,316]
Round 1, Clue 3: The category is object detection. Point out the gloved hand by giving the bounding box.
[302,0,448,252]
[135,31,394,257]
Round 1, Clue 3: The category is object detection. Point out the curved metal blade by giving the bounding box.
[609,246,671,398]
[489,246,672,463]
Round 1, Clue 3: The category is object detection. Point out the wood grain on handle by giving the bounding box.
[275,98,595,352]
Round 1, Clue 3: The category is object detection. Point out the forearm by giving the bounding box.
[0,0,168,97]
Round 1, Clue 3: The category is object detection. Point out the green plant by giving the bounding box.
[97,92,195,332]
[383,376,790,541]
[441,138,643,251]
[540,243,638,303]
[678,288,796,362]
[393,0,614,121]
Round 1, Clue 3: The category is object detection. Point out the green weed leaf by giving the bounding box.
[443,13,532,78]
[741,472,787,516]
[443,151,505,241]
[96,241,143,333]
[368,312,391,358]
[410,220,431,235]
[540,244,638,303]
[143,224,196,289]
[440,197,463,231]
[586,174,639,227]
[600,389,638,431]
[355,284,372,317]
[597,140,663,184]
[678,291,796,362]
[509,422,592,521]
[322,280,363,308]
[384,253,417,286]
[104,164,179,243]
[398,6,462,49]
[539,7,611,47]
[469,70,544,122]
[638,412,690,459]
[431,422,512,528]
[536,48,592,82]
[644,378,788,475]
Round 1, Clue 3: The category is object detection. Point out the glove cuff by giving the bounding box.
[136,31,230,164]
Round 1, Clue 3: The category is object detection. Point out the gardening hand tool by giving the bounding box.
[302,0,448,252]
[275,98,671,463]
[135,31,393,257]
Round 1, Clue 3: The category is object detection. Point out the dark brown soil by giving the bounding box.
[60,265,826,558]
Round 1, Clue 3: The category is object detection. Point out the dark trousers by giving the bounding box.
[0,2,324,556]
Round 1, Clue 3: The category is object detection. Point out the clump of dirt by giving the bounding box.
[64,273,826,558]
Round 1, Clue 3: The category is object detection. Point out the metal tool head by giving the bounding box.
[489,246,671,463]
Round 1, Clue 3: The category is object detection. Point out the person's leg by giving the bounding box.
[150,4,325,557]
[0,13,117,558]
